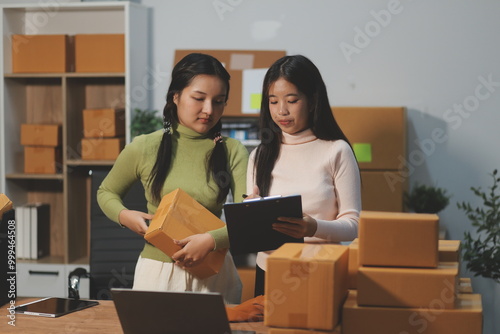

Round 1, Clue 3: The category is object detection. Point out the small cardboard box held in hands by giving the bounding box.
[144,188,227,279]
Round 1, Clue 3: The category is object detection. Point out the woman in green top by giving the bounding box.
[97,53,249,303]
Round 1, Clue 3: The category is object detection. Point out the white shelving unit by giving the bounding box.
[0,2,149,297]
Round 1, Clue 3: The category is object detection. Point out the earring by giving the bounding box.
[163,116,171,135]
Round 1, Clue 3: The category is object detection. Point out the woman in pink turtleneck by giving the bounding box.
[247,55,361,296]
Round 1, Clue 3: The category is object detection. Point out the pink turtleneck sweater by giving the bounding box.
[247,128,361,270]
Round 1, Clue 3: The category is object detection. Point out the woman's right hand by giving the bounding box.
[244,185,261,201]
[118,209,153,236]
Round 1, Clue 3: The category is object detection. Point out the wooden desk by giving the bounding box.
[1,298,269,333]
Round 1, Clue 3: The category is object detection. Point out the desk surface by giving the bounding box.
[1,298,269,334]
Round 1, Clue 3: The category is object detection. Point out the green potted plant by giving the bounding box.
[130,108,163,138]
[404,183,451,214]
[457,169,500,282]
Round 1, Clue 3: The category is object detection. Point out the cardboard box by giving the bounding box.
[24,146,61,174]
[360,171,407,212]
[359,211,439,268]
[343,290,482,334]
[237,267,256,303]
[75,34,125,73]
[83,108,125,138]
[459,277,473,293]
[439,239,461,262]
[0,194,13,220]
[347,238,359,289]
[264,244,349,331]
[145,188,227,279]
[12,34,72,73]
[81,137,124,160]
[357,262,459,309]
[268,326,341,334]
[332,106,406,170]
[21,124,62,147]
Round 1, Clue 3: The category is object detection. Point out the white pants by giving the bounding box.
[132,252,242,304]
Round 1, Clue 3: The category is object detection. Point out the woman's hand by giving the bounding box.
[171,233,216,269]
[118,209,153,236]
[272,213,318,238]
[244,185,261,201]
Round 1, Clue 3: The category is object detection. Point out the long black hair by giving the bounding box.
[148,53,231,204]
[254,55,352,196]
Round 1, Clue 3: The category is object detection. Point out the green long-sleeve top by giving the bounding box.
[97,123,249,262]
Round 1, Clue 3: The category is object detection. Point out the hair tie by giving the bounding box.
[163,116,172,135]
[213,132,223,144]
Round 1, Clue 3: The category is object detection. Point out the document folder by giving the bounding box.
[224,195,303,255]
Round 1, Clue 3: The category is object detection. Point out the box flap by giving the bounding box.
[0,194,13,219]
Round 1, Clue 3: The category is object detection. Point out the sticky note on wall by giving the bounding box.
[242,68,267,114]
[353,143,372,162]
[250,93,262,109]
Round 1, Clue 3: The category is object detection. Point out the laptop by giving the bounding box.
[110,288,255,334]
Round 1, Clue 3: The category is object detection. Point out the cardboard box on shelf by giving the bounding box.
[80,137,124,160]
[332,106,406,170]
[75,34,125,73]
[342,290,482,334]
[264,243,349,331]
[144,188,227,279]
[24,146,61,174]
[21,124,62,147]
[439,239,461,262]
[12,34,72,73]
[83,108,125,138]
[360,170,407,212]
[347,238,359,289]
[357,262,459,309]
[359,211,439,268]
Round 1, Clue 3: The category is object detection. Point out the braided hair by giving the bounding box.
[148,53,231,204]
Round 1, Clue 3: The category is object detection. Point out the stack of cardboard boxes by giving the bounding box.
[20,124,62,174]
[12,33,124,74]
[333,107,407,212]
[342,211,482,334]
[81,108,125,160]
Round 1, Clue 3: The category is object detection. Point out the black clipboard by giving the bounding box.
[14,297,99,317]
[224,195,304,255]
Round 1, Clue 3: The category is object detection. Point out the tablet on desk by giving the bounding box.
[14,297,99,318]
[224,194,304,255]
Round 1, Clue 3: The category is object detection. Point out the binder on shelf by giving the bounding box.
[15,206,25,259]
[29,203,50,260]
[15,203,50,260]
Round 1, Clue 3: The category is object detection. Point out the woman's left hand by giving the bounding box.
[272,213,318,238]
[171,233,216,269]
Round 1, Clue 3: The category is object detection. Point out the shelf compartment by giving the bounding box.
[66,77,125,161]
[7,178,65,261]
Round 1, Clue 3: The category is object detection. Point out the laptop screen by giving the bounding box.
[111,289,254,334]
